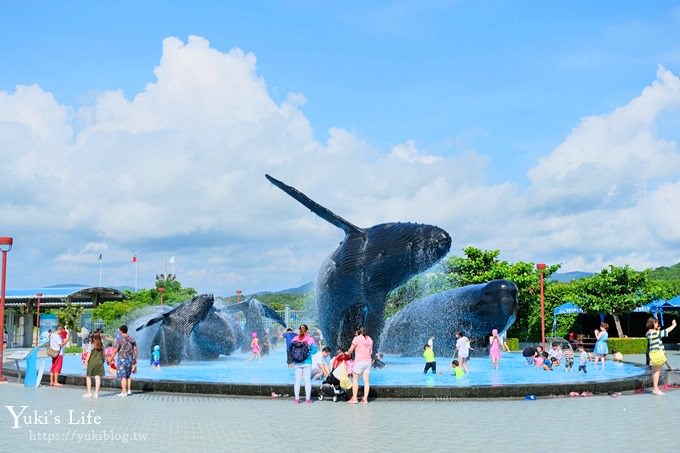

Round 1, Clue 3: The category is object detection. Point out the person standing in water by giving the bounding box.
[151,345,161,372]
[455,331,472,372]
[593,323,609,367]
[245,331,262,362]
[489,329,503,369]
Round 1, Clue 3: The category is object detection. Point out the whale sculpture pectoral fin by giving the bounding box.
[265,174,364,235]
[135,307,179,331]
[136,316,165,331]
[261,305,287,328]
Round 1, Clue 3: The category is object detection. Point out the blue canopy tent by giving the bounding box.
[660,295,680,307]
[552,302,584,335]
[633,299,669,325]
[654,295,680,326]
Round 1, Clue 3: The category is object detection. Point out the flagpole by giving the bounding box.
[135,260,138,292]
[99,255,102,287]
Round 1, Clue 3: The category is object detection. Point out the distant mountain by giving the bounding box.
[45,283,89,288]
[276,281,314,295]
[549,271,594,283]
[648,262,680,280]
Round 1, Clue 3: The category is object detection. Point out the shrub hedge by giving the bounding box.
[506,337,520,351]
[608,337,647,354]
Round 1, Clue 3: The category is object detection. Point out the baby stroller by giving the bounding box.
[318,353,352,402]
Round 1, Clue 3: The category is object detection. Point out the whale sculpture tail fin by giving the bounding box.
[266,174,364,235]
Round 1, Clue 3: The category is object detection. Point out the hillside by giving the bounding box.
[648,262,680,280]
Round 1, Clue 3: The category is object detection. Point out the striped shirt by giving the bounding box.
[646,329,667,351]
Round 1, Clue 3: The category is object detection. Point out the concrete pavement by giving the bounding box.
[1,352,679,452]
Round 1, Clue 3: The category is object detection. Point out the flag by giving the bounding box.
[98,253,102,261]
[169,256,175,264]
[132,254,137,264]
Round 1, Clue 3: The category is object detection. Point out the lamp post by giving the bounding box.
[35,292,43,346]
[536,263,547,347]
[158,287,165,305]
[0,236,13,383]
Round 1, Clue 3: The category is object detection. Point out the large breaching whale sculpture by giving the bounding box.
[380,279,519,356]
[266,174,452,354]
[136,294,287,364]
[136,293,215,365]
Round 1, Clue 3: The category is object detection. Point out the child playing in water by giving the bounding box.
[577,343,588,374]
[455,331,472,373]
[451,359,465,378]
[151,345,161,372]
[562,344,574,372]
[81,337,92,369]
[541,352,553,371]
[423,343,436,374]
[547,342,563,366]
[105,342,117,375]
[245,331,262,362]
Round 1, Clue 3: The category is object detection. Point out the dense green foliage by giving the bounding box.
[64,345,83,354]
[385,274,448,318]
[566,265,652,337]
[442,247,562,341]
[230,292,310,311]
[506,337,520,351]
[648,262,680,280]
[93,279,197,325]
[388,247,680,342]
[56,302,84,341]
[608,337,648,354]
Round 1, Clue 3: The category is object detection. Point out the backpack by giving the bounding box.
[289,339,310,363]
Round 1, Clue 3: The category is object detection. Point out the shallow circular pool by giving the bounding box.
[54,348,645,387]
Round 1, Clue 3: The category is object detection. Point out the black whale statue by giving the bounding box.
[135,293,215,365]
[380,279,519,356]
[266,174,451,354]
[136,295,287,363]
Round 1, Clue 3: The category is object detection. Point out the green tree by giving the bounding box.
[93,279,197,326]
[385,273,449,318]
[442,247,561,341]
[56,301,84,343]
[567,265,651,337]
[648,262,680,280]
[250,293,310,311]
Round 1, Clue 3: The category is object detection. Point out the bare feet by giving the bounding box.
[347,399,358,404]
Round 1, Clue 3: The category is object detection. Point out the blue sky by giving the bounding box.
[2,1,680,295]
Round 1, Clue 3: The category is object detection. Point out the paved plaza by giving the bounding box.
[2,352,679,453]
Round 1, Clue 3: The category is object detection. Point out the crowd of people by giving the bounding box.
[47,324,139,398]
[38,315,677,402]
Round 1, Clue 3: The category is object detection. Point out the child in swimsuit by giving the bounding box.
[151,344,161,372]
[105,342,117,374]
[245,332,262,362]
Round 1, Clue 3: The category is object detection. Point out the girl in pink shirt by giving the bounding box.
[345,327,373,404]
